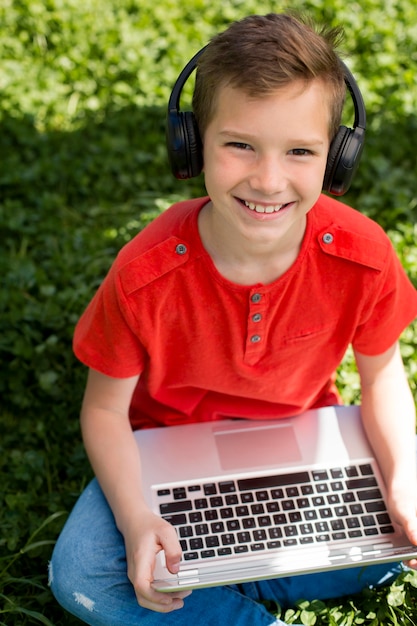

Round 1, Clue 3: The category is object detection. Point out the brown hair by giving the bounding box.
[192,12,346,140]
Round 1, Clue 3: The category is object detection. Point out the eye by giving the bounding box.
[226,142,253,151]
[289,148,313,156]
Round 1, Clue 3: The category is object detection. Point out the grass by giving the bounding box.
[1,0,416,623]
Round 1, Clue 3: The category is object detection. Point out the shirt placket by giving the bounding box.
[244,289,269,365]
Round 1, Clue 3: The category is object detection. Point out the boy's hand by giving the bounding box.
[387,479,417,569]
[124,510,192,612]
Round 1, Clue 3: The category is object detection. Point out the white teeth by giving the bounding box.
[244,200,284,213]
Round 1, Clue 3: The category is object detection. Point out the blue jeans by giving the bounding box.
[49,479,401,626]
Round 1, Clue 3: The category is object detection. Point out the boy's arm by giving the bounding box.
[80,368,191,612]
[354,343,417,551]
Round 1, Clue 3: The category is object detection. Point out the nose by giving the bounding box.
[249,153,288,195]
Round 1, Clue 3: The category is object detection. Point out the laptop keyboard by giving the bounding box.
[157,463,395,563]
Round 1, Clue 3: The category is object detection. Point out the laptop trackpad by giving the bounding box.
[214,424,302,471]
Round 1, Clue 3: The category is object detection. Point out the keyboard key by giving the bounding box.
[243,518,256,529]
[189,512,203,523]
[346,477,378,490]
[357,489,382,501]
[381,525,395,534]
[345,466,359,477]
[190,538,203,550]
[162,513,187,525]
[251,543,266,551]
[227,519,240,531]
[238,471,310,490]
[300,523,313,534]
[266,501,280,513]
[204,510,218,521]
[235,545,249,553]
[366,501,386,513]
[210,496,224,507]
[218,547,232,556]
[335,506,348,517]
[284,526,298,537]
[179,526,193,538]
[312,470,329,481]
[331,519,344,530]
[195,524,209,535]
[220,508,234,519]
[377,513,392,525]
[360,464,374,475]
[221,534,235,545]
[283,538,298,546]
[195,498,208,509]
[201,550,216,558]
[346,518,360,529]
[253,529,267,541]
[173,487,187,500]
[205,536,219,547]
[332,532,346,540]
[237,532,251,543]
[160,500,192,514]
[251,503,265,515]
[219,481,236,493]
[236,505,249,516]
[184,552,199,560]
[241,493,254,503]
[204,484,217,495]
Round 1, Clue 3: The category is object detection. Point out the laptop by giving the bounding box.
[133,405,417,591]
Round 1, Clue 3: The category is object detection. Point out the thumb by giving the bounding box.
[159,522,182,574]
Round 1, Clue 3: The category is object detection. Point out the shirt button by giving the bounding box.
[322,233,334,244]
[251,293,262,303]
[250,335,261,343]
[252,313,262,323]
[175,243,187,255]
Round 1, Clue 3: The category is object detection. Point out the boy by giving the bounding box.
[50,12,417,626]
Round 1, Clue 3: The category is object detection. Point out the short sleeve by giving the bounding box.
[352,246,417,355]
[73,261,147,377]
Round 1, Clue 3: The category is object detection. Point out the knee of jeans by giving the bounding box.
[49,549,98,617]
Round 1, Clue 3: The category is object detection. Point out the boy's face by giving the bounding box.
[202,80,331,251]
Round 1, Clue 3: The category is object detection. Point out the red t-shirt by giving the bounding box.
[73,195,417,430]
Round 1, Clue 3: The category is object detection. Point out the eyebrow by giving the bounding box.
[219,130,326,146]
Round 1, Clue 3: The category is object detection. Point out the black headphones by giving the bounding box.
[166,46,366,196]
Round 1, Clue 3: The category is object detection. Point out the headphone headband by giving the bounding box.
[166,46,366,196]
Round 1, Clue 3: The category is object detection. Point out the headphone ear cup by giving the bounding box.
[166,111,203,179]
[323,125,365,196]
[323,126,350,195]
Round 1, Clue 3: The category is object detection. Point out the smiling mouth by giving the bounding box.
[241,199,290,214]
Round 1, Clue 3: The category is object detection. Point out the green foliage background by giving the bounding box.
[0,0,416,623]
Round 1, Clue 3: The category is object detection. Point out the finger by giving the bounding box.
[138,591,189,613]
[156,524,183,574]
